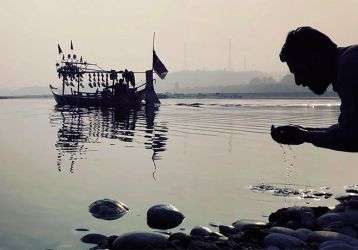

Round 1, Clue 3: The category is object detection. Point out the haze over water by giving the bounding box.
[0,97,357,249]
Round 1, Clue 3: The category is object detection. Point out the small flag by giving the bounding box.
[152,50,168,79]
[70,40,73,50]
[58,44,63,54]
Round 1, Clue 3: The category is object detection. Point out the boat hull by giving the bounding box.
[52,90,145,108]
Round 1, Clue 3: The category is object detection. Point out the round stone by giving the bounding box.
[147,204,185,230]
[335,193,358,204]
[81,233,107,247]
[190,226,212,237]
[89,199,129,220]
[264,233,306,249]
[232,219,267,231]
[111,232,168,250]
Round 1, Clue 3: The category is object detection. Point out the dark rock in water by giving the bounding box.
[269,206,314,226]
[307,230,356,244]
[232,219,267,231]
[190,226,212,238]
[320,240,356,249]
[335,193,358,204]
[317,213,346,228]
[268,226,296,236]
[111,232,168,250]
[168,232,191,248]
[312,206,331,218]
[320,243,355,250]
[264,233,306,249]
[81,233,108,247]
[107,235,119,249]
[293,228,313,241]
[219,225,237,237]
[168,232,189,242]
[209,232,224,239]
[75,228,90,232]
[300,211,317,228]
[147,204,184,230]
[89,199,129,220]
[346,188,358,194]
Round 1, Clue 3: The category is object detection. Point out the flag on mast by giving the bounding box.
[58,44,63,54]
[70,40,74,50]
[152,50,168,79]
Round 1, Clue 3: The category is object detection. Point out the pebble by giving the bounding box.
[147,204,185,230]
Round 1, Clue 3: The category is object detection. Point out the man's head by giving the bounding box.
[280,27,338,95]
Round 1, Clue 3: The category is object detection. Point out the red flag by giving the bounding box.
[152,51,168,79]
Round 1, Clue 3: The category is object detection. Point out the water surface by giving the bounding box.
[0,97,357,249]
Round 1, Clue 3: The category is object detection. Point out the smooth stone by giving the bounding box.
[319,242,355,250]
[293,228,313,242]
[81,233,107,246]
[307,231,356,244]
[264,233,306,249]
[190,226,212,237]
[209,232,224,238]
[346,200,358,209]
[168,232,189,242]
[301,211,317,228]
[89,199,129,220]
[111,232,168,250]
[219,225,237,237]
[320,240,352,248]
[107,235,119,249]
[232,219,267,231]
[336,193,358,204]
[147,204,185,230]
[269,206,314,225]
[346,189,358,194]
[317,213,347,228]
[268,227,296,236]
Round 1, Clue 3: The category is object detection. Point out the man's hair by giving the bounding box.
[280,26,337,62]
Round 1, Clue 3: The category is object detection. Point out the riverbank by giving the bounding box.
[80,189,358,250]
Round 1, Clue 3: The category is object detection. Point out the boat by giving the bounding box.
[50,38,168,108]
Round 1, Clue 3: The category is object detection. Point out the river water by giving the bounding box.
[0,97,357,249]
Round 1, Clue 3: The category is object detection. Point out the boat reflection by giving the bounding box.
[49,105,168,173]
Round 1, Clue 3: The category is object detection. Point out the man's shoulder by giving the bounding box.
[338,45,358,65]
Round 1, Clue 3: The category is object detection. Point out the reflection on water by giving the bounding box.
[49,105,168,173]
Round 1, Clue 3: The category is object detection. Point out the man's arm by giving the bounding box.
[303,124,358,152]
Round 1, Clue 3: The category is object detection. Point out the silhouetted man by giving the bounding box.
[271,26,358,151]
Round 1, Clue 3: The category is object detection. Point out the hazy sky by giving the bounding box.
[1,0,358,87]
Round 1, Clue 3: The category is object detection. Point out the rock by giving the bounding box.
[209,232,224,239]
[307,231,356,244]
[268,226,296,236]
[219,225,237,237]
[317,213,346,228]
[293,228,313,241]
[89,199,129,220]
[190,226,212,238]
[232,219,267,231]
[269,206,314,226]
[264,233,306,249]
[301,211,317,228]
[81,233,108,247]
[335,193,358,204]
[312,206,331,218]
[147,204,185,230]
[346,188,358,194]
[319,242,355,250]
[107,235,119,249]
[168,232,191,248]
[111,232,168,250]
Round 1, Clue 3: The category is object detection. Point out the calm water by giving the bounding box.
[0,97,357,249]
